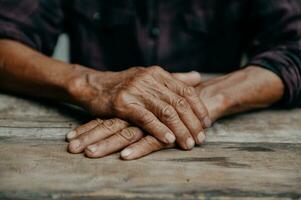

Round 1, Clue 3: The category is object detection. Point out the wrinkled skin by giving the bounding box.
[67,66,284,160]
[70,66,211,150]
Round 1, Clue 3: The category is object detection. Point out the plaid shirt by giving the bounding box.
[0,0,301,107]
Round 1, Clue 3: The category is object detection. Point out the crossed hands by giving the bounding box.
[66,66,213,160]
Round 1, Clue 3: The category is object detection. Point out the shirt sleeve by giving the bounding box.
[0,0,65,56]
[245,0,301,108]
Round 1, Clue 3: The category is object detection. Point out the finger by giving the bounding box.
[148,85,205,144]
[154,69,211,128]
[125,104,176,144]
[184,88,212,128]
[172,71,202,86]
[68,118,128,153]
[121,135,174,160]
[66,119,102,141]
[85,127,144,158]
[142,95,196,149]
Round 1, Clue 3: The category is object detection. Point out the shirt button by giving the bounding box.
[149,27,160,38]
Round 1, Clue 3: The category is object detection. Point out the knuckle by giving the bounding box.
[148,65,164,75]
[103,118,127,131]
[132,75,150,86]
[131,66,145,72]
[130,72,153,87]
[140,113,156,126]
[101,120,117,132]
[127,66,146,76]
[183,86,196,96]
[175,97,189,111]
[161,105,177,120]
[102,119,116,132]
[95,118,103,125]
[149,65,162,71]
[119,127,137,141]
[103,119,115,128]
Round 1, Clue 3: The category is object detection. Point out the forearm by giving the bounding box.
[0,39,96,104]
[197,66,284,121]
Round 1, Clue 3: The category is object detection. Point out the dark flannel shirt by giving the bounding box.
[0,0,301,107]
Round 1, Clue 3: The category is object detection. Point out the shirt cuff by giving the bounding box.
[245,49,301,108]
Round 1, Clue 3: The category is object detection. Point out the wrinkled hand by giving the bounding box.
[67,66,283,160]
[72,66,211,149]
[67,118,203,160]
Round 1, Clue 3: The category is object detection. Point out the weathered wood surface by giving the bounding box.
[0,92,300,200]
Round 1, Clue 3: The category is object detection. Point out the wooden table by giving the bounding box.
[0,92,300,200]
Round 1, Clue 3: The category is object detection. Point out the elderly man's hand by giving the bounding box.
[69,66,211,150]
[66,118,192,159]
[67,66,284,160]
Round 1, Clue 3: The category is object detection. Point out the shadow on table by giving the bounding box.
[1,91,93,124]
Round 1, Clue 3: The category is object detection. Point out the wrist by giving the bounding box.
[196,70,249,121]
[66,64,100,106]
[197,66,284,122]
[198,88,230,122]
[66,64,118,117]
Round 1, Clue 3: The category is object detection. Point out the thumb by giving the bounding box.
[172,71,202,86]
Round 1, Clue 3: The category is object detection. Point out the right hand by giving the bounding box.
[70,66,211,149]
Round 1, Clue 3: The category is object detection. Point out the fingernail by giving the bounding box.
[70,139,81,150]
[204,117,212,128]
[87,145,97,153]
[121,148,133,157]
[197,131,206,143]
[164,132,176,143]
[186,137,195,149]
[67,130,76,140]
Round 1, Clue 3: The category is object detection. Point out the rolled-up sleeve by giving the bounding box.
[0,0,64,56]
[245,0,301,107]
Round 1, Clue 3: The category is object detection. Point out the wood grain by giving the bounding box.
[1,139,300,200]
[0,92,300,200]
